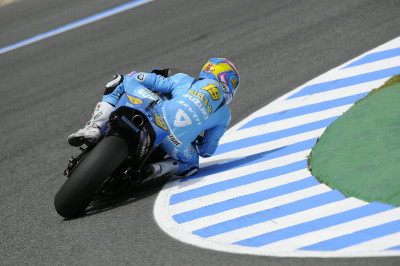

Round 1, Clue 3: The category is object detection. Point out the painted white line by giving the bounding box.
[155,177,400,257]
[223,78,386,127]
[219,105,351,145]
[170,169,311,216]
[302,55,400,85]
[180,184,332,232]
[208,198,367,245]
[178,151,309,193]
[261,208,400,252]
[201,129,323,169]
[0,0,153,55]
[340,231,400,253]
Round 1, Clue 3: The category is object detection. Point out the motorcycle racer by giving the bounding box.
[67,58,239,180]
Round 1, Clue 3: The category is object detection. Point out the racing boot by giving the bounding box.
[141,158,180,183]
[67,101,114,147]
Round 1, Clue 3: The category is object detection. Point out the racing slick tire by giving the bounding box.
[54,136,128,219]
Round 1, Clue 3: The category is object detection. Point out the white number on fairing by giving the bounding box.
[174,109,192,127]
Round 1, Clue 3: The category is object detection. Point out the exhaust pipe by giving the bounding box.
[132,114,144,127]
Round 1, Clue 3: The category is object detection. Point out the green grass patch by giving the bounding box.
[308,82,400,206]
[308,74,400,178]
[354,74,400,105]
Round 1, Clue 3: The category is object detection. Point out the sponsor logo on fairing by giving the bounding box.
[122,116,139,132]
[155,114,168,131]
[126,95,143,105]
[126,102,135,108]
[137,88,162,100]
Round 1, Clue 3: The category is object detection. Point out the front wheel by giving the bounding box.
[54,136,129,219]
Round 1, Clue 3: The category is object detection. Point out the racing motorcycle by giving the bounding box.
[54,68,188,219]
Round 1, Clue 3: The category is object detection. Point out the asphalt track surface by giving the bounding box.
[1,0,400,265]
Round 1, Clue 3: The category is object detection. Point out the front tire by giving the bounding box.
[54,136,129,219]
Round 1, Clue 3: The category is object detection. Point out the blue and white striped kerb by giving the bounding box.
[154,36,400,257]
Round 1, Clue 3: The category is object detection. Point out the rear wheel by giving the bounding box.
[54,136,129,219]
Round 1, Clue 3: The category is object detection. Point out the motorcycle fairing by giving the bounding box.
[114,93,169,146]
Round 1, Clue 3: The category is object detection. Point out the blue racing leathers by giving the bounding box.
[102,72,231,176]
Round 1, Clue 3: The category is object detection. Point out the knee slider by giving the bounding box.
[104,74,123,95]
[177,166,199,178]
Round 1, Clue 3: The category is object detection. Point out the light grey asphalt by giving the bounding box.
[1,0,400,265]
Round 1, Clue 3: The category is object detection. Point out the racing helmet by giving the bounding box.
[199,58,239,105]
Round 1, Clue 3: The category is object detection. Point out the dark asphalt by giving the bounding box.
[1,0,400,265]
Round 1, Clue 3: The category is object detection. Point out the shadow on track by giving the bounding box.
[61,179,169,221]
[59,145,288,221]
[181,146,287,184]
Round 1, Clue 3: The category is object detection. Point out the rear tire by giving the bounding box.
[54,136,129,219]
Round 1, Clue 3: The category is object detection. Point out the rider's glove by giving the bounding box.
[104,74,124,95]
[194,134,212,158]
